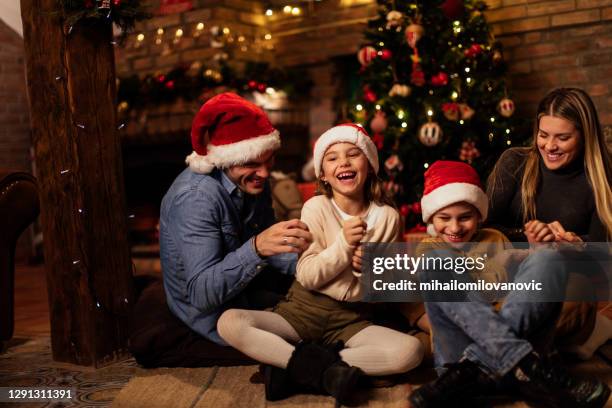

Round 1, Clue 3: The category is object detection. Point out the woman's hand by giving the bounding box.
[524,220,555,243]
[547,221,583,242]
[343,217,367,246]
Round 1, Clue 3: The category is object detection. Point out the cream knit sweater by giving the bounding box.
[296,195,400,302]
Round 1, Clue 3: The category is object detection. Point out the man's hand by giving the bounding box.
[254,219,313,257]
[352,244,363,272]
[343,217,367,247]
[524,220,555,243]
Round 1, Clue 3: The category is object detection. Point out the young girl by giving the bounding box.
[217,124,424,404]
[409,160,610,408]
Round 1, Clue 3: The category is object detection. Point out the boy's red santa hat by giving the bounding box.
[313,124,379,178]
[420,160,488,227]
[185,93,280,174]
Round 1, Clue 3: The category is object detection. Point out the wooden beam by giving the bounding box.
[21,1,133,367]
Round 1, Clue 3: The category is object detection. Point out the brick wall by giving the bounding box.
[484,0,612,127]
[0,19,31,173]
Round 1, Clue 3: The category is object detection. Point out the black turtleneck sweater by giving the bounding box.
[486,148,607,242]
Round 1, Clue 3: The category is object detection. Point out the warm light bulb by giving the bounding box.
[264,33,272,40]
[459,120,464,125]
[356,104,363,111]
[464,67,470,73]
[401,122,408,128]
[466,77,472,84]
[424,163,429,169]
[427,109,434,117]
[451,91,458,100]
[196,22,204,31]
[375,104,381,110]
[136,33,144,42]
[291,7,301,15]
[506,129,511,134]
[175,28,183,37]
[223,27,230,34]
[507,140,512,145]
[266,87,275,95]
[397,110,405,119]
[156,28,164,35]
[266,9,273,16]
[238,35,245,42]
[490,117,495,122]
[283,5,292,13]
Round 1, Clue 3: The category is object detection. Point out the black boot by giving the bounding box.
[286,341,364,405]
[512,353,611,408]
[408,360,496,408]
[262,364,295,401]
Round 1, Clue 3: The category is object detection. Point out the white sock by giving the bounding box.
[567,313,612,360]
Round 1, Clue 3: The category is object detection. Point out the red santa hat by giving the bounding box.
[420,160,488,227]
[185,93,281,174]
[313,124,379,178]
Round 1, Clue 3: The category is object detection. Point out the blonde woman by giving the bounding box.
[487,87,612,360]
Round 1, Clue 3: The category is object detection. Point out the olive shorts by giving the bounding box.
[273,281,372,345]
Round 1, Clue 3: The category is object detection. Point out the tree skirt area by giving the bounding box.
[1,335,611,407]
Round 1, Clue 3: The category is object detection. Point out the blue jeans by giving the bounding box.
[424,249,568,378]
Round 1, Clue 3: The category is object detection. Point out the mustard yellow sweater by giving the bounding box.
[296,195,400,302]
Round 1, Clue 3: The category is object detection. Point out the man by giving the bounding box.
[131,93,312,367]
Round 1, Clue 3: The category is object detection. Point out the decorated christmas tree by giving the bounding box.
[350,0,528,232]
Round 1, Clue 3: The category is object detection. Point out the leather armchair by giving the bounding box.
[0,170,39,343]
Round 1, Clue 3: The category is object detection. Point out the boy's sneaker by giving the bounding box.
[408,360,496,408]
[513,353,611,408]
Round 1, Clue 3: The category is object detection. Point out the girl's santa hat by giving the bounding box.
[420,160,488,231]
[313,124,379,178]
[185,93,281,174]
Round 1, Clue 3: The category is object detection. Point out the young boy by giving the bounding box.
[408,161,610,408]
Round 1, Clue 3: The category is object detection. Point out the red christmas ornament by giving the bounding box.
[357,46,377,67]
[379,49,393,61]
[459,140,481,163]
[363,87,378,103]
[405,24,425,49]
[165,80,175,90]
[431,72,449,87]
[372,133,384,150]
[410,66,425,87]
[257,83,266,93]
[464,43,483,58]
[441,0,464,19]
[112,0,122,6]
[370,111,388,133]
[247,80,257,89]
[442,102,460,121]
[157,74,166,83]
[411,201,421,214]
[400,204,411,217]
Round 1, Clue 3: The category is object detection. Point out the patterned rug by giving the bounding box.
[0,336,139,407]
[2,335,611,407]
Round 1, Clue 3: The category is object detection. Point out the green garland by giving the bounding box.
[60,0,151,35]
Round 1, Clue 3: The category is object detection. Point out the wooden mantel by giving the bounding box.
[20,0,133,367]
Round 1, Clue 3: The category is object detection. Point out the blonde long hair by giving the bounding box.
[488,88,612,239]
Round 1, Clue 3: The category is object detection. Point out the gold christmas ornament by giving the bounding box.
[388,83,412,97]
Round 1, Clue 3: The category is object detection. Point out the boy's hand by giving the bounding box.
[343,217,367,246]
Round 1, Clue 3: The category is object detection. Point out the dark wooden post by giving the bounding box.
[21,1,134,367]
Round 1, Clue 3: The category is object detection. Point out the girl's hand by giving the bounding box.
[343,217,367,246]
[547,221,583,242]
[352,244,363,272]
[524,220,555,243]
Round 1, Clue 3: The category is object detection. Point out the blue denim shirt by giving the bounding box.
[160,167,296,344]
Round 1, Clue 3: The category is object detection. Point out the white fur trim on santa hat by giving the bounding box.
[185,130,280,174]
[313,125,379,178]
[420,182,488,223]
